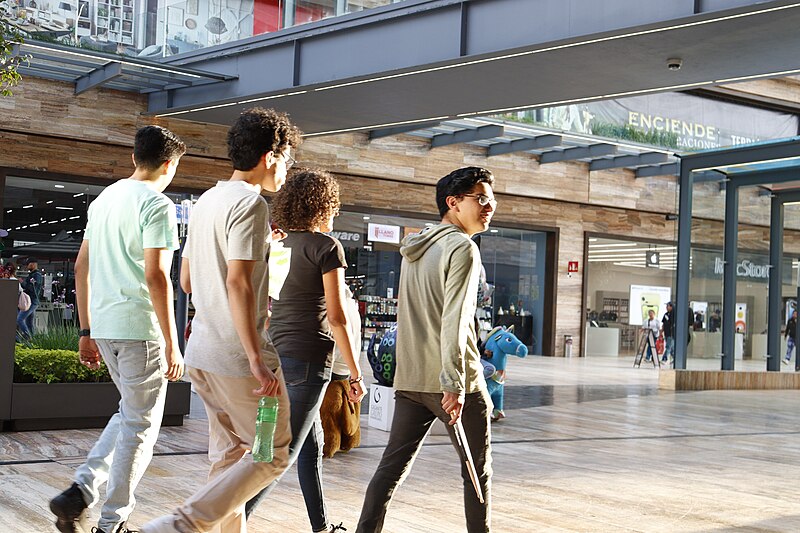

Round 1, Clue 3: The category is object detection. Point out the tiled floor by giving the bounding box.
[2,356,799,532]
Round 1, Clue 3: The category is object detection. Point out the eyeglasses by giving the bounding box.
[460,193,497,208]
[284,154,296,169]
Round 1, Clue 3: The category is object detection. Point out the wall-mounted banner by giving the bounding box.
[367,223,401,244]
[629,284,672,326]
[502,92,798,152]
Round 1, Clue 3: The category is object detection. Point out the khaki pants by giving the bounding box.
[173,367,292,533]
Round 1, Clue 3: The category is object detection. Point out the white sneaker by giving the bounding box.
[140,515,181,533]
[782,358,789,365]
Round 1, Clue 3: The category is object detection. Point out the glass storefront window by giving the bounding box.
[1,175,186,332]
[332,210,549,355]
[584,236,676,359]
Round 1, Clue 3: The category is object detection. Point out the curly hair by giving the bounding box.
[272,170,340,231]
[227,107,303,171]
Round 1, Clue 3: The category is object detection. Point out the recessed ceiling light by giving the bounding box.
[490,229,499,233]
[22,205,33,209]
[5,209,11,213]
[55,206,73,210]
[73,193,84,197]
[362,216,371,220]
[54,184,65,189]
[46,201,54,204]
[69,216,80,220]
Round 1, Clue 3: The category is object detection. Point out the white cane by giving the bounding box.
[452,418,485,504]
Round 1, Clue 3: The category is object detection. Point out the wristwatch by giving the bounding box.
[78,329,91,337]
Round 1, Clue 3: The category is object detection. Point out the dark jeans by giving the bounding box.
[245,357,332,531]
[356,389,493,533]
[16,302,38,339]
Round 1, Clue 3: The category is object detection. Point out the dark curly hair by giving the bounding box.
[227,107,303,171]
[272,170,340,231]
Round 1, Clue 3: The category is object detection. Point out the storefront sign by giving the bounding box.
[505,92,798,151]
[367,223,401,244]
[329,231,362,247]
[567,261,579,273]
[645,251,660,268]
[713,257,771,279]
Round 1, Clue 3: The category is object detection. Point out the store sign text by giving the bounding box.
[713,257,771,279]
[368,223,401,244]
[329,231,361,243]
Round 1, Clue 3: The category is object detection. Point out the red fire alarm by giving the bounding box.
[568,261,579,273]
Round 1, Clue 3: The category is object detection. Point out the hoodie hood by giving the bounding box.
[400,224,466,263]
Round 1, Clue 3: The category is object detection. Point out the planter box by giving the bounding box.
[4,380,191,431]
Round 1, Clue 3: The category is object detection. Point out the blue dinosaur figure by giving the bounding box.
[482,325,528,421]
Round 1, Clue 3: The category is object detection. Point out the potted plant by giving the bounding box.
[1,309,191,431]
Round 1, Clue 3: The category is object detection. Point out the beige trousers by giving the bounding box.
[174,367,292,533]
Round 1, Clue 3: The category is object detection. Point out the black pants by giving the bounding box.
[356,389,493,533]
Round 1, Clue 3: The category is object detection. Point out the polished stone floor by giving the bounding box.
[1,356,799,532]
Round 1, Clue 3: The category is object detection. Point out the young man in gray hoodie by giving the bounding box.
[357,167,497,533]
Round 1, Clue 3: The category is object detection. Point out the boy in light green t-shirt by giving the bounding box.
[49,126,186,533]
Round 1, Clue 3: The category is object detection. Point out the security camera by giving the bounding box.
[666,58,683,71]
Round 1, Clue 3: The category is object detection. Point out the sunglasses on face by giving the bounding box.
[460,193,497,208]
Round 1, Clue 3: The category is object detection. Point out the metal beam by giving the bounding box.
[486,134,562,157]
[539,144,617,164]
[767,194,783,371]
[75,62,123,95]
[694,170,728,183]
[680,137,800,173]
[430,124,504,149]
[28,52,98,69]
[120,68,196,86]
[635,163,677,178]
[20,62,86,78]
[589,152,669,171]
[368,121,442,140]
[722,182,739,370]
[675,159,691,369]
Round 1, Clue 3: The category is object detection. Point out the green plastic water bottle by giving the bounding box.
[253,396,279,462]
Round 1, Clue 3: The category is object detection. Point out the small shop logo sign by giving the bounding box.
[368,223,401,244]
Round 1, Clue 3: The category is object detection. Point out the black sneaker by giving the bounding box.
[50,483,89,533]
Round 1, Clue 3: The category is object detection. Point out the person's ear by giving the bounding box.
[131,153,137,167]
[264,151,276,169]
[446,195,459,211]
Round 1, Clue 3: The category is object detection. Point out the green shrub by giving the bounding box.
[590,121,679,149]
[26,325,80,352]
[14,346,111,384]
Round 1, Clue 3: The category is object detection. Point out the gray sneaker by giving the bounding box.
[50,483,89,533]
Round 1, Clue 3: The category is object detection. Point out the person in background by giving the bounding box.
[49,125,186,533]
[660,302,675,364]
[245,169,365,532]
[784,309,797,368]
[17,258,42,338]
[643,309,660,363]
